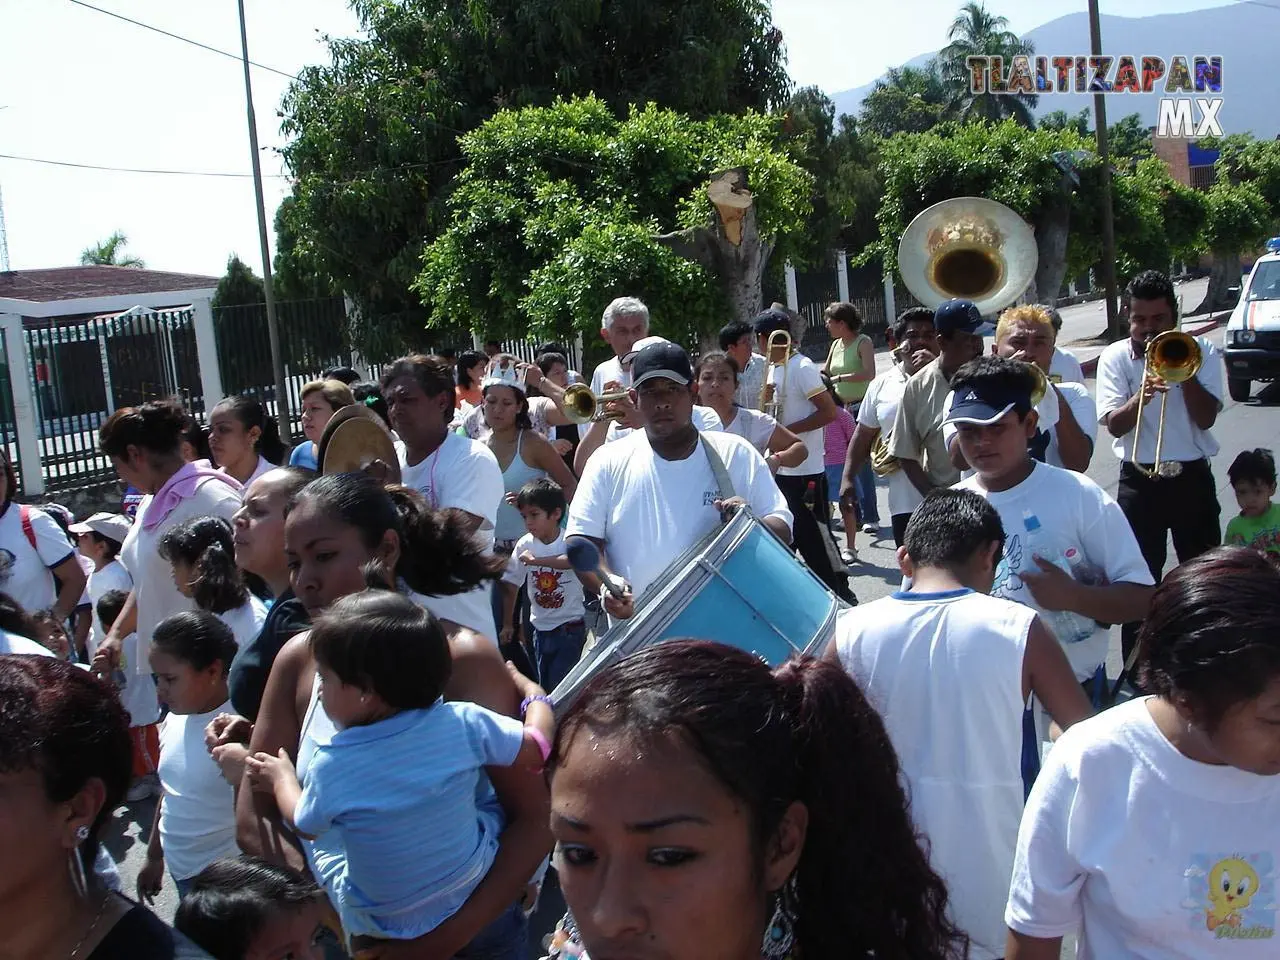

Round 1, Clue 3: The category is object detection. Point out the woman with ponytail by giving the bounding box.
[545,640,968,960]
[160,516,267,650]
[236,472,552,959]
[207,396,285,486]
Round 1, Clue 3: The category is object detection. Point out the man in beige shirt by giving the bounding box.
[888,299,987,496]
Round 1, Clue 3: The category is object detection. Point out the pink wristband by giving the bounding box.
[527,726,552,771]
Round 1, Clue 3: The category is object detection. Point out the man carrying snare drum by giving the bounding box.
[566,341,793,621]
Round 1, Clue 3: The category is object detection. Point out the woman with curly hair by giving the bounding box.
[545,639,969,960]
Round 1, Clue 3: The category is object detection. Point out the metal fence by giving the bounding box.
[24,308,201,491]
[0,326,22,493]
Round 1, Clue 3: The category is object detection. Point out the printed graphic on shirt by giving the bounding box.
[0,549,13,585]
[532,570,566,610]
[1226,527,1280,556]
[1182,852,1276,941]
[701,490,719,507]
[991,535,1023,598]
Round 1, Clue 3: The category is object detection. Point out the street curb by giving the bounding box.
[1079,314,1229,378]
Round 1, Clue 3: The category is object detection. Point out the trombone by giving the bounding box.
[1129,330,1203,478]
[560,383,630,424]
[759,329,791,420]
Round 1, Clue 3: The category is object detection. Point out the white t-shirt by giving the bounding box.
[117,631,161,727]
[119,483,242,673]
[857,369,924,518]
[1047,381,1097,470]
[955,462,1154,680]
[589,356,628,395]
[1050,346,1085,384]
[718,406,777,455]
[836,589,1035,960]
[1095,335,1225,463]
[215,594,267,649]
[605,405,722,444]
[768,353,827,476]
[502,532,585,630]
[0,630,53,656]
[0,503,75,615]
[86,559,133,658]
[399,432,504,640]
[157,700,241,880]
[1007,697,1280,958]
[566,430,793,599]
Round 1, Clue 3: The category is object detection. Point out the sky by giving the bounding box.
[0,0,1247,279]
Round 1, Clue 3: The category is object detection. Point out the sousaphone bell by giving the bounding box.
[317,405,401,484]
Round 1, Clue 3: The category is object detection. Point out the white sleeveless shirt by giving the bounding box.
[834,588,1034,960]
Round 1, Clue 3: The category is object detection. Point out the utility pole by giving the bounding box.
[236,0,290,442]
[1088,0,1121,339]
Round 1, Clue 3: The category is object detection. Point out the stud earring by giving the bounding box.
[75,825,90,843]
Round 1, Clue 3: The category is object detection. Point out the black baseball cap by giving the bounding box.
[631,341,693,387]
[934,298,994,336]
[753,307,792,336]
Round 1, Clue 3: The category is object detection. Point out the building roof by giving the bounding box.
[0,265,219,304]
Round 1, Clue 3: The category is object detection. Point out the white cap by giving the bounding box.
[68,512,132,543]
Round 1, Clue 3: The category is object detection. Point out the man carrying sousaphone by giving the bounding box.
[565,340,793,620]
[840,307,940,547]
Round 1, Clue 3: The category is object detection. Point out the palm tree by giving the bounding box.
[79,230,145,268]
[938,2,1037,127]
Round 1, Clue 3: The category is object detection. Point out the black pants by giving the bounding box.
[776,472,855,604]
[891,512,913,548]
[1117,458,1221,664]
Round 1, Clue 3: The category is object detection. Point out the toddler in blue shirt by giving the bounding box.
[246,587,555,948]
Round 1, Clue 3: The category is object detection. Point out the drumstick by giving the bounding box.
[566,537,627,600]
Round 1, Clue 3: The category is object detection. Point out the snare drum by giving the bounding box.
[552,507,849,710]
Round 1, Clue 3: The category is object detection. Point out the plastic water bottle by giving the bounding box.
[1021,512,1095,645]
[1064,547,1110,628]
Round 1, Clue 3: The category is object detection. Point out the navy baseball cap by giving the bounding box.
[631,341,693,387]
[752,307,793,336]
[944,378,1033,427]
[934,299,994,336]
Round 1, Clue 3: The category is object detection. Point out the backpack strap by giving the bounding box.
[19,504,36,552]
[700,435,736,504]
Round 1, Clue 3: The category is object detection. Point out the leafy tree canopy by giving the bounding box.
[275,0,791,357]
[859,63,949,139]
[211,254,267,311]
[416,97,812,345]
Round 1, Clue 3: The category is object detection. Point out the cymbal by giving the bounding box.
[316,405,401,484]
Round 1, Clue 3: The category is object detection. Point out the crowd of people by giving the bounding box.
[2,269,1280,960]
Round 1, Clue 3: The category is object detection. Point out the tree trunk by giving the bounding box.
[1194,252,1241,315]
[655,167,771,340]
[1033,198,1071,307]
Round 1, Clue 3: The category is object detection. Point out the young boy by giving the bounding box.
[98,587,163,802]
[828,488,1093,960]
[946,356,1155,694]
[500,478,586,691]
[1225,448,1280,556]
[69,512,133,660]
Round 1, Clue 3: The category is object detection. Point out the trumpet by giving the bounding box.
[561,383,630,424]
[759,329,792,420]
[1130,330,1203,478]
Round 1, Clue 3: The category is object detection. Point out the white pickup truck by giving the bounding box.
[1224,252,1280,402]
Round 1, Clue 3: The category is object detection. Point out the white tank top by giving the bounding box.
[833,588,1033,960]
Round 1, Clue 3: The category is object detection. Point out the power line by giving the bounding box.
[0,151,283,178]
[63,0,299,80]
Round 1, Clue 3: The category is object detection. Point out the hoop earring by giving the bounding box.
[761,877,798,960]
[69,825,91,900]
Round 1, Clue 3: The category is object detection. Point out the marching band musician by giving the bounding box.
[718,318,768,410]
[943,305,1096,476]
[840,307,939,547]
[886,298,986,497]
[753,306,855,603]
[565,340,792,621]
[1043,305,1086,384]
[1095,269,1226,668]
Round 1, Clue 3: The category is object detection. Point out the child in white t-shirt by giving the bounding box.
[70,512,133,660]
[1007,547,1280,959]
[501,478,586,691]
[159,515,266,648]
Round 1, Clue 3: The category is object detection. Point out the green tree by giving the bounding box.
[211,254,266,310]
[1040,109,1090,136]
[937,2,1036,126]
[79,230,144,268]
[1194,136,1280,312]
[858,63,949,138]
[276,0,792,357]
[416,97,812,349]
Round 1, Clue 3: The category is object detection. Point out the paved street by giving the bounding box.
[105,284,1262,959]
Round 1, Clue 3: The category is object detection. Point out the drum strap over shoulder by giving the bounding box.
[700,435,736,504]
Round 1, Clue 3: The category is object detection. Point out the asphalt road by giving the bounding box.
[108,296,1259,957]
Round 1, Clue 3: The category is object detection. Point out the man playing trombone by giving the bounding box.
[1095,269,1225,669]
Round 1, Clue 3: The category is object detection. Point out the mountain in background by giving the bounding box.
[829,4,1276,137]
